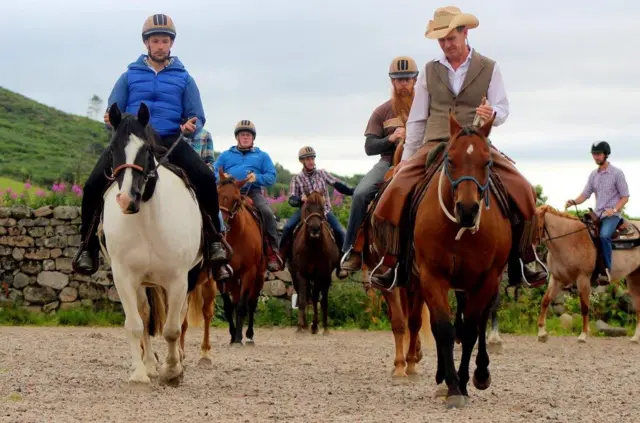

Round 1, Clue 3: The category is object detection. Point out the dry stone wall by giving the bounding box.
[0,205,293,313]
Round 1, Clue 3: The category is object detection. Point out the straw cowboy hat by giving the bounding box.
[425,6,479,39]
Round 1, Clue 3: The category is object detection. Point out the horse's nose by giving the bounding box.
[117,191,141,214]
[455,201,480,228]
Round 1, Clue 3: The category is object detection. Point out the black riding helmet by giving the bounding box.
[591,141,611,156]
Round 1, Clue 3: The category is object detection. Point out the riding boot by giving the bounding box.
[508,216,548,287]
[369,257,402,289]
[267,237,283,272]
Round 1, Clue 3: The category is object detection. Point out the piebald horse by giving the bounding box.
[100,103,205,385]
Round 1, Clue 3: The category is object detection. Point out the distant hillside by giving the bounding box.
[0,86,363,194]
[0,87,109,186]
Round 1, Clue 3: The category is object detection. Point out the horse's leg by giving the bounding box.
[321,278,331,335]
[537,274,562,343]
[159,277,188,386]
[294,271,308,332]
[137,287,159,378]
[487,289,503,353]
[472,292,495,392]
[576,274,591,343]
[112,265,148,383]
[245,294,258,345]
[221,292,236,344]
[234,272,254,345]
[454,291,465,345]
[311,282,321,335]
[419,270,463,409]
[405,292,424,376]
[200,277,216,361]
[382,287,407,378]
[625,271,640,343]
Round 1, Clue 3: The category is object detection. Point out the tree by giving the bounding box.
[535,184,547,206]
[87,95,104,120]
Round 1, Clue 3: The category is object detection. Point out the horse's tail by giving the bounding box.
[146,286,167,337]
[186,283,205,328]
[420,302,435,351]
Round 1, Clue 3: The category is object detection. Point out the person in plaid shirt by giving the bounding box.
[189,127,215,170]
[280,146,355,278]
[566,141,630,283]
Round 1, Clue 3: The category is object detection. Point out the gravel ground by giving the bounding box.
[1,326,639,423]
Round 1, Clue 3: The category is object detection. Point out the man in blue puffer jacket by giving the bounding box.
[214,120,282,271]
[73,13,230,281]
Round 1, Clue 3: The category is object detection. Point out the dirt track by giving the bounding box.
[1,326,639,423]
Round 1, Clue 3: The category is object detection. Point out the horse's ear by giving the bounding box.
[477,112,496,139]
[138,102,150,127]
[108,103,122,129]
[235,177,248,188]
[218,167,226,181]
[448,111,462,139]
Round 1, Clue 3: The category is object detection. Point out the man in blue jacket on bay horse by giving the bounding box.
[214,120,283,272]
[72,13,231,281]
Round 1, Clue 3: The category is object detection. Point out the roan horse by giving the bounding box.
[216,169,266,345]
[99,102,207,385]
[288,191,339,334]
[357,136,435,379]
[535,204,640,343]
[412,112,512,409]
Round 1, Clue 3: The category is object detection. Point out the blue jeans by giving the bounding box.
[281,209,345,252]
[218,210,226,233]
[600,215,621,270]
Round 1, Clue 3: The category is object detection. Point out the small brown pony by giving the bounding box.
[179,267,218,364]
[359,137,435,379]
[535,204,640,343]
[215,168,266,345]
[288,191,340,334]
[412,113,512,409]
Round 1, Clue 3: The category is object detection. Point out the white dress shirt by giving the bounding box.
[401,48,510,161]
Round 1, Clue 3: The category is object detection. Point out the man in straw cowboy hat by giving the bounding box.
[341,56,419,270]
[341,6,548,289]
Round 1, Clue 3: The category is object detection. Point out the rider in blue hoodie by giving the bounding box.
[72,14,230,281]
[214,120,282,271]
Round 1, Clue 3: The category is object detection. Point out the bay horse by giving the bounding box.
[357,137,435,378]
[535,204,640,343]
[100,102,206,385]
[412,112,512,409]
[288,191,339,334]
[216,168,266,345]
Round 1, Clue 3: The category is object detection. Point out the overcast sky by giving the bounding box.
[2,0,639,177]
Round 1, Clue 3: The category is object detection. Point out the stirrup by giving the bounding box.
[369,255,399,292]
[532,248,549,277]
[518,259,532,288]
[340,247,354,267]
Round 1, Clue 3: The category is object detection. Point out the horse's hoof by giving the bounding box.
[323,329,330,336]
[433,385,448,399]
[129,368,151,384]
[630,336,639,344]
[245,339,255,346]
[159,364,184,387]
[197,357,213,367]
[311,325,319,335]
[472,371,491,390]
[577,333,587,343]
[537,332,548,343]
[446,395,467,409]
[145,366,159,379]
[230,341,243,347]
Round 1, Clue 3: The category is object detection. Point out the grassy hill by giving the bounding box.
[0,87,109,186]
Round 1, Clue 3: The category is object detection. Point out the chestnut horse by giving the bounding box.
[535,204,640,343]
[216,169,266,345]
[288,191,339,334]
[357,137,435,378]
[179,267,218,364]
[412,113,512,409]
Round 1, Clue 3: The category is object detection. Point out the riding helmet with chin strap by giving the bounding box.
[298,146,316,161]
[142,14,176,41]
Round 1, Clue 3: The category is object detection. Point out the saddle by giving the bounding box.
[580,208,640,283]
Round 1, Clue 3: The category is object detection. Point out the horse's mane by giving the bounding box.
[111,114,158,149]
[536,204,579,221]
[426,141,448,168]
[305,191,325,206]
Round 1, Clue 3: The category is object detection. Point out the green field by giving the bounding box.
[0,176,45,194]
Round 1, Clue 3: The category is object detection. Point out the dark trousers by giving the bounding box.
[80,133,222,251]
